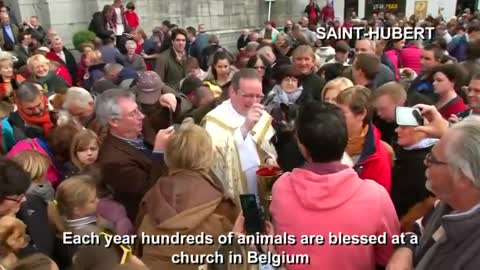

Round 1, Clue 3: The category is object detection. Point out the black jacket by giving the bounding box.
[187,39,202,61]
[62,47,78,86]
[89,12,115,40]
[391,145,433,218]
[301,72,325,101]
[17,195,55,258]
[381,53,396,74]
[237,35,249,51]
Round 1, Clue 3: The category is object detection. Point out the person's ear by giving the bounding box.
[295,133,312,162]
[229,87,236,98]
[108,118,118,128]
[72,206,83,218]
[357,109,368,123]
[455,172,474,191]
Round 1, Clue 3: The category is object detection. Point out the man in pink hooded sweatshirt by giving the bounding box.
[271,102,400,270]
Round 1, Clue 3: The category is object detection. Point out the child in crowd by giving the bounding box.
[0,51,26,104]
[67,130,133,235]
[48,176,134,270]
[125,2,140,30]
[69,129,100,175]
[11,150,55,203]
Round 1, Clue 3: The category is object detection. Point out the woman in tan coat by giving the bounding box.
[136,118,239,270]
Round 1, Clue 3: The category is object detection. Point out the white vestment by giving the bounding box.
[202,99,277,204]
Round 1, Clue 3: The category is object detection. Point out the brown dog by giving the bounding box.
[0,216,30,269]
[400,196,437,232]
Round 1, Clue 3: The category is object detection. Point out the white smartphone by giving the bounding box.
[395,107,424,126]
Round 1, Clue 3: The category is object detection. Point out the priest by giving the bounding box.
[202,68,277,205]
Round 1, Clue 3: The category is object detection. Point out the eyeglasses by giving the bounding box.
[124,108,144,119]
[425,153,448,166]
[238,90,264,100]
[2,194,25,203]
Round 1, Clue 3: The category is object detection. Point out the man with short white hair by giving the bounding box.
[96,88,172,221]
[46,35,77,85]
[62,87,95,123]
[123,39,146,71]
[92,63,123,94]
[388,110,480,269]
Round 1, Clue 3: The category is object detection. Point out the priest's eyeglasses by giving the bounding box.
[238,90,264,100]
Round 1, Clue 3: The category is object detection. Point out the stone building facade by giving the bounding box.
[7,0,320,52]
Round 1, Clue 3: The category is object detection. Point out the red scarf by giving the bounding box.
[15,94,54,135]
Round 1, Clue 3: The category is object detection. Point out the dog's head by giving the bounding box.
[0,216,29,254]
[271,103,299,133]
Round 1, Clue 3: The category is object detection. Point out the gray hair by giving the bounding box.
[95,88,135,127]
[125,40,137,49]
[245,42,259,53]
[446,116,480,188]
[257,45,273,56]
[16,82,42,103]
[104,63,124,77]
[63,87,94,110]
[208,34,219,45]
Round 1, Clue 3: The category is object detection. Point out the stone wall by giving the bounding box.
[11,0,305,53]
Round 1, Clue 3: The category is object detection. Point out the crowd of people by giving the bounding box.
[1,0,480,269]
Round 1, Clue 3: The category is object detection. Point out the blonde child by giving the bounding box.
[11,150,54,203]
[48,176,132,270]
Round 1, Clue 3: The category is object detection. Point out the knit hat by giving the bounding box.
[134,71,164,105]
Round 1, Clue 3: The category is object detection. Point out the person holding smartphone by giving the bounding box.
[391,106,438,223]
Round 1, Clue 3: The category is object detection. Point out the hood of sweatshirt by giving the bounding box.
[142,170,224,232]
[278,163,365,210]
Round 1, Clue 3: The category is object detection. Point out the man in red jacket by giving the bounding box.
[46,35,77,85]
